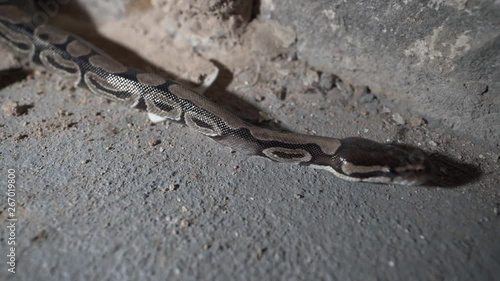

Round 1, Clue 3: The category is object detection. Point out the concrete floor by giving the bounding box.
[0,68,499,280]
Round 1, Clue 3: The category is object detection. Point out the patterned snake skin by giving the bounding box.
[0,4,433,185]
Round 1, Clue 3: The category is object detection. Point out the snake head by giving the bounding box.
[330,137,434,185]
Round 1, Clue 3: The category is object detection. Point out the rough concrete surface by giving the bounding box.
[1,0,500,281]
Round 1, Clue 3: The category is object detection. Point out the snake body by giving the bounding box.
[0,5,433,185]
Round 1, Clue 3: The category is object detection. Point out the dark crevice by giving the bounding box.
[251,0,261,21]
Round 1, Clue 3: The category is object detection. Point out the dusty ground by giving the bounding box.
[0,1,499,280]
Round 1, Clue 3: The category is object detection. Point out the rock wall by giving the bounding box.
[261,0,500,150]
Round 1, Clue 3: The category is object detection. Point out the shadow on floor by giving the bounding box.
[426,152,481,188]
[0,68,31,90]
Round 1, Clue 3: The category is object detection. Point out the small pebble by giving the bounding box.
[254,95,265,102]
[359,93,375,104]
[256,247,267,259]
[294,194,304,199]
[464,82,488,95]
[58,110,72,117]
[258,111,272,123]
[319,73,335,90]
[168,184,178,191]
[428,141,438,146]
[478,154,486,159]
[149,139,161,147]
[409,116,426,127]
[180,219,190,228]
[381,107,391,114]
[392,113,405,125]
[303,69,319,86]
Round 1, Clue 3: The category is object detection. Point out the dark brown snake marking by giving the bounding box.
[0,5,433,185]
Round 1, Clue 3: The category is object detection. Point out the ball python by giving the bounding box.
[0,4,433,185]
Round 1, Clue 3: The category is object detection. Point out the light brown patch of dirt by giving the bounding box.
[33,117,79,139]
[2,101,33,116]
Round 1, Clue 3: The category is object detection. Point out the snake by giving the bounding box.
[0,4,434,185]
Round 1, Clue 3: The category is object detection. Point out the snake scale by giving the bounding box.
[0,4,433,185]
